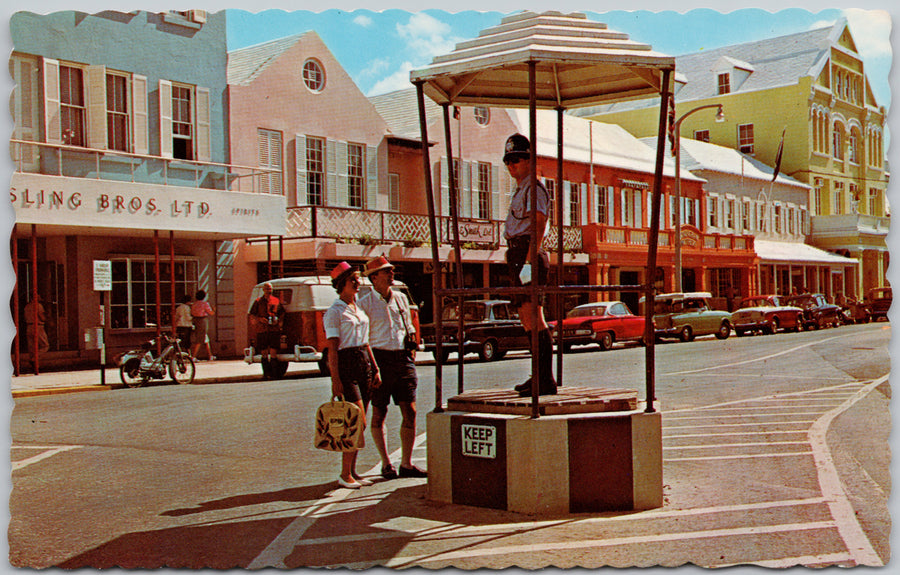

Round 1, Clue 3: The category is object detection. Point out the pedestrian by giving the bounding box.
[503,133,556,397]
[23,294,50,353]
[249,281,285,362]
[191,289,215,360]
[323,261,381,489]
[174,294,194,350]
[359,255,427,480]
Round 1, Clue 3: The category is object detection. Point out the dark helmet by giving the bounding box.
[503,133,531,163]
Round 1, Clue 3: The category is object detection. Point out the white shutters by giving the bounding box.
[158,79,173,158]
[295,134,307,205]
[491,163,502,220]
[366,144,378,210]
[257,128,283,195]
[327,139,340,207]
[132,75,149,155]
[42,58,62,145]
[195,87,211,162]
[580,183,589,226]
[85,65,107,150]
[11,55,40,170]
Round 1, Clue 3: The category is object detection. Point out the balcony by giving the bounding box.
[584,224,754,253]
[811,214,891,237]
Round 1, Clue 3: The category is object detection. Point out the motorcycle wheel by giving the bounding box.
[169,352,196,385]
[120,358,145,388]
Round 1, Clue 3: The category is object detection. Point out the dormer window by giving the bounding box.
[717,73,731,95]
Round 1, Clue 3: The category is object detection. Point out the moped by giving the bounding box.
[118,332,195,388]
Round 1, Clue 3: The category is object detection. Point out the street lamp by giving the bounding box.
[673,103,725,292]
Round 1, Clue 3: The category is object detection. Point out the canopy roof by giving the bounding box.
[409,11,676,109]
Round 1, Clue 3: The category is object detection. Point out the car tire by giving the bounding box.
[678,326,693,342]
[765,317,779,335]
[269,359,289,379]
[479,339,500,362]
[597,332,613,351]
[715,321,731,340]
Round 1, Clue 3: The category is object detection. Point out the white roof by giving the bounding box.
[755,240,857,265]
[507,109,704,182]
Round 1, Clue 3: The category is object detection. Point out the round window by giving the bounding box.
[474,106,490,126]
[303,59,325,92]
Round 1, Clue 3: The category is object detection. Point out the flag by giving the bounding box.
[666,98,677,156]
[771,128,786,181]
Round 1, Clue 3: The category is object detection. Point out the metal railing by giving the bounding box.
[10,139,281,194]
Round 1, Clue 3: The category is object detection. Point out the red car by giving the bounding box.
[549,301,647,351]
[731,295,803,336]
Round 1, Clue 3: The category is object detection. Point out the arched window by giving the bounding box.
[832,122,844,160]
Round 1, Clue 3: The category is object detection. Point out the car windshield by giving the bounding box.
[567,306,606,318]
[443,304,485,322]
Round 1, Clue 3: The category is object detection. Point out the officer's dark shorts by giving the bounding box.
[505,235,549,307]
[371,348,418,409]
[337,346,373,406]
[256,331,281,351]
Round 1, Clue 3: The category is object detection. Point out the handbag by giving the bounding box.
[314,397,364,452]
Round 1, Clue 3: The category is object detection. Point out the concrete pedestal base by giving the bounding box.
[426,406,662,515]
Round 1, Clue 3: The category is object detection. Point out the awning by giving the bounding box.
[754,240,857,265]
[620,178,650,189]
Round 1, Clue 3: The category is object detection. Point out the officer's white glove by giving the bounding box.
[519,263,532,285]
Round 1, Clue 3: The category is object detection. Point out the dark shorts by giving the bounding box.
[505,235,549,307]
[256,330,281,351]
[337,347,373,406]
[371,348,418,409]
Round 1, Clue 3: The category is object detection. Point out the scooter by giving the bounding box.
[117,332,196,388]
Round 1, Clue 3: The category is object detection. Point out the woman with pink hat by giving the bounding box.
[322,261,381,489]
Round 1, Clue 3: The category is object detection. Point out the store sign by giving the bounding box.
[93,260,112,291]
[10,173,286,237]
[461,424,496,459]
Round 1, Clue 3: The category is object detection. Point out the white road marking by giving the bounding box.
[664,430,807,439]
[11,445,81,471]
[665,412,831,420]
[664,441,809,449]
[663,420,816,429]
[665,451,812,462]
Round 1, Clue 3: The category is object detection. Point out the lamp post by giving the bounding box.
[673,103,725,292]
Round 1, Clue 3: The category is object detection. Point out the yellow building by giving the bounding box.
[576,18,888,299]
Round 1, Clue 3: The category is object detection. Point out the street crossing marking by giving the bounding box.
[11,445,81,471]
[665,451,813,462]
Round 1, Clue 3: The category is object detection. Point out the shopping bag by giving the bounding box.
[314,397,364,452]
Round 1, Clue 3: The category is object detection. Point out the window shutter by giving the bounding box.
[460,161,472,218]
[620,189,627,226]
[607,186,615,225]
[295,134,307,204]
[326,138,339,207]
[491,163,501,221]
[257,130,270,194]
[85,65,107,150]
[11,56,40,170]
[131,74,149,155]
[561,181,571,226]
[439,157,450,217]
[158,79,173,158]
[42,58,62,145]
[366,144,378,210]
[195,87,211,162]
[580,183,588,226]
[336,141,349,206]
[634,190,643,228]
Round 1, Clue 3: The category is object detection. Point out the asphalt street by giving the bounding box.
[8,321,891,568]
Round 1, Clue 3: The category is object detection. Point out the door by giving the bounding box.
[619,271,640,317]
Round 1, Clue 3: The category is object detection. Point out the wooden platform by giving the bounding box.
[446,386,639,416]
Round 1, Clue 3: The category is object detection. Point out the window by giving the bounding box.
[110,258,199,330]
[757,202,767,232]
[717,73,731,95]
[813,178,823,215]
[774,205,782,234]
[348,143,365,208]
[106,73,129,151]
[568,182,581,226]
[788,207,795,234]
[724,199,734,229]
[171,85,193,160]
[303,59,325,92]
[868,188,879,215]
[623,188,634,227]
[708,196,719,228]
[476,162,491,219]
[389,173,400,212]
[741,201,751,231]
[833,181,844,215]
[474,106,490,126]
[544,179,556,226]
[710,268,740,299]
[59,65,85,146]
[694,129,710,143]
[596,185,608,224]
[306,137,325,205]
[832,122,844,160]
[257,128,283,194]
[738,124,754,154]
[849,132,859,164]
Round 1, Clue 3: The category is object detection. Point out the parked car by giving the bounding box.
[648,292,732,342]
[244,276,420,378]
[548,301,647,351]
[731,295,803,336]
[785,293,842,330]
[421,299,529,364]
[865,287,892,321]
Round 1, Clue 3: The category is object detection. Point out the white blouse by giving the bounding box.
[323,298,370,349]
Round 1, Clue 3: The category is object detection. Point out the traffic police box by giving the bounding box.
[426,388,662,515]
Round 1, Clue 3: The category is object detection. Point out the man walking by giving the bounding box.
[359,255,427,479]
[503,133,557,397]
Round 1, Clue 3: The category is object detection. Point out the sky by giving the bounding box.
[224,7,893,110]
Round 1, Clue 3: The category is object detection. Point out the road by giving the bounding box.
[9,321,891,568]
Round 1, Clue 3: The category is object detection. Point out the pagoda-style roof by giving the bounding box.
[410,11,676,109]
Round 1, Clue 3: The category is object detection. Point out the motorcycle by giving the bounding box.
[118,332,196,388]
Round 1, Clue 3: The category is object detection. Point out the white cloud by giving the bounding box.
[353,14,373,28]
[367,61,416,96]
[358,58,391,80]
[395,13,461,61]
[843,9,891,59]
